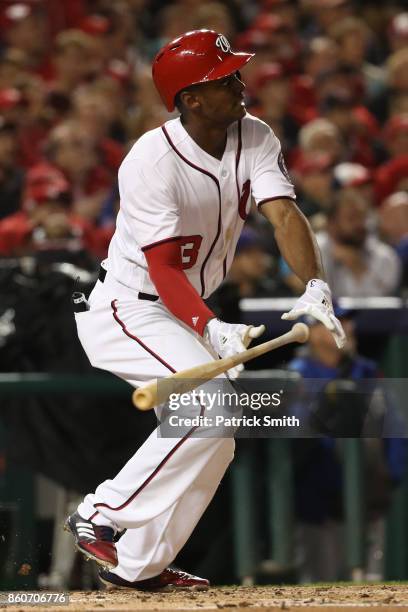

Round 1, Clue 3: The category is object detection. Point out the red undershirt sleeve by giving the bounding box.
[143,238,215,336]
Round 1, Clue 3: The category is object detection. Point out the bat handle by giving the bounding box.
[291,322,309,344]
[133,381,157,411]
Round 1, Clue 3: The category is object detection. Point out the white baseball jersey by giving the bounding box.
[107,112,295,299]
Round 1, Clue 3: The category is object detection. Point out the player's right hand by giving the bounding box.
[204,318,265,379]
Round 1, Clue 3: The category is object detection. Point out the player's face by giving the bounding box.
[191,71,246,126]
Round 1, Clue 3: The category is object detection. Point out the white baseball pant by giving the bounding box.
[74,273,235,582]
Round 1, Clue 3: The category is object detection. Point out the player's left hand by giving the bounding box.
[282,279,346,349]
[204,318,265,378]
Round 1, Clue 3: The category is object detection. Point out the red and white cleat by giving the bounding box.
[64,511,118,569]
[99,567,210,591]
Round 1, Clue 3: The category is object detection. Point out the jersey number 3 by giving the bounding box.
[180,235,202,269]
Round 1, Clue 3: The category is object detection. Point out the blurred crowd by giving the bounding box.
[0,0,406,299]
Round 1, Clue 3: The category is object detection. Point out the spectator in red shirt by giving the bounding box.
[71,83,125,167]
[243,13,301,73]
[0,82,50,168]
[382,115,408,160]
[45,120,113,192]
[41,120,114,225]
[0,163,96,256]
[319,91,380,167]
[78,5,138,67]
[375,156,408,203]
[291,36,340,125]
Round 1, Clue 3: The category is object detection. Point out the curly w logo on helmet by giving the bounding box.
[215,35,230,53]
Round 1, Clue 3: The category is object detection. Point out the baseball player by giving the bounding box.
[65,30,345,591]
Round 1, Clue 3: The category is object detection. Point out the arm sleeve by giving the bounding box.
[250,125,296,206]
[143,238,215,336]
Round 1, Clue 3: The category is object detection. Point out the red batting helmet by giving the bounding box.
[152,30,254,112]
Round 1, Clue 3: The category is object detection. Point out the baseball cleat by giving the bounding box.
[99,567,210,591]
[64,511,118,569]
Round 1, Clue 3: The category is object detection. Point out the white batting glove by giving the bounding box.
[205,318,265,379]
[282,279,346,349]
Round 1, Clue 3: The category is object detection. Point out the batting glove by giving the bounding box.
[204,318,266,379]
[282,279,346,349]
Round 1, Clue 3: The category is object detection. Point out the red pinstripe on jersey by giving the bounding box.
[235,120,250,222]
[161,125,222,298]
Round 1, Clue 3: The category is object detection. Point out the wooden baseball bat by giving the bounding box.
[132,322,309,411]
